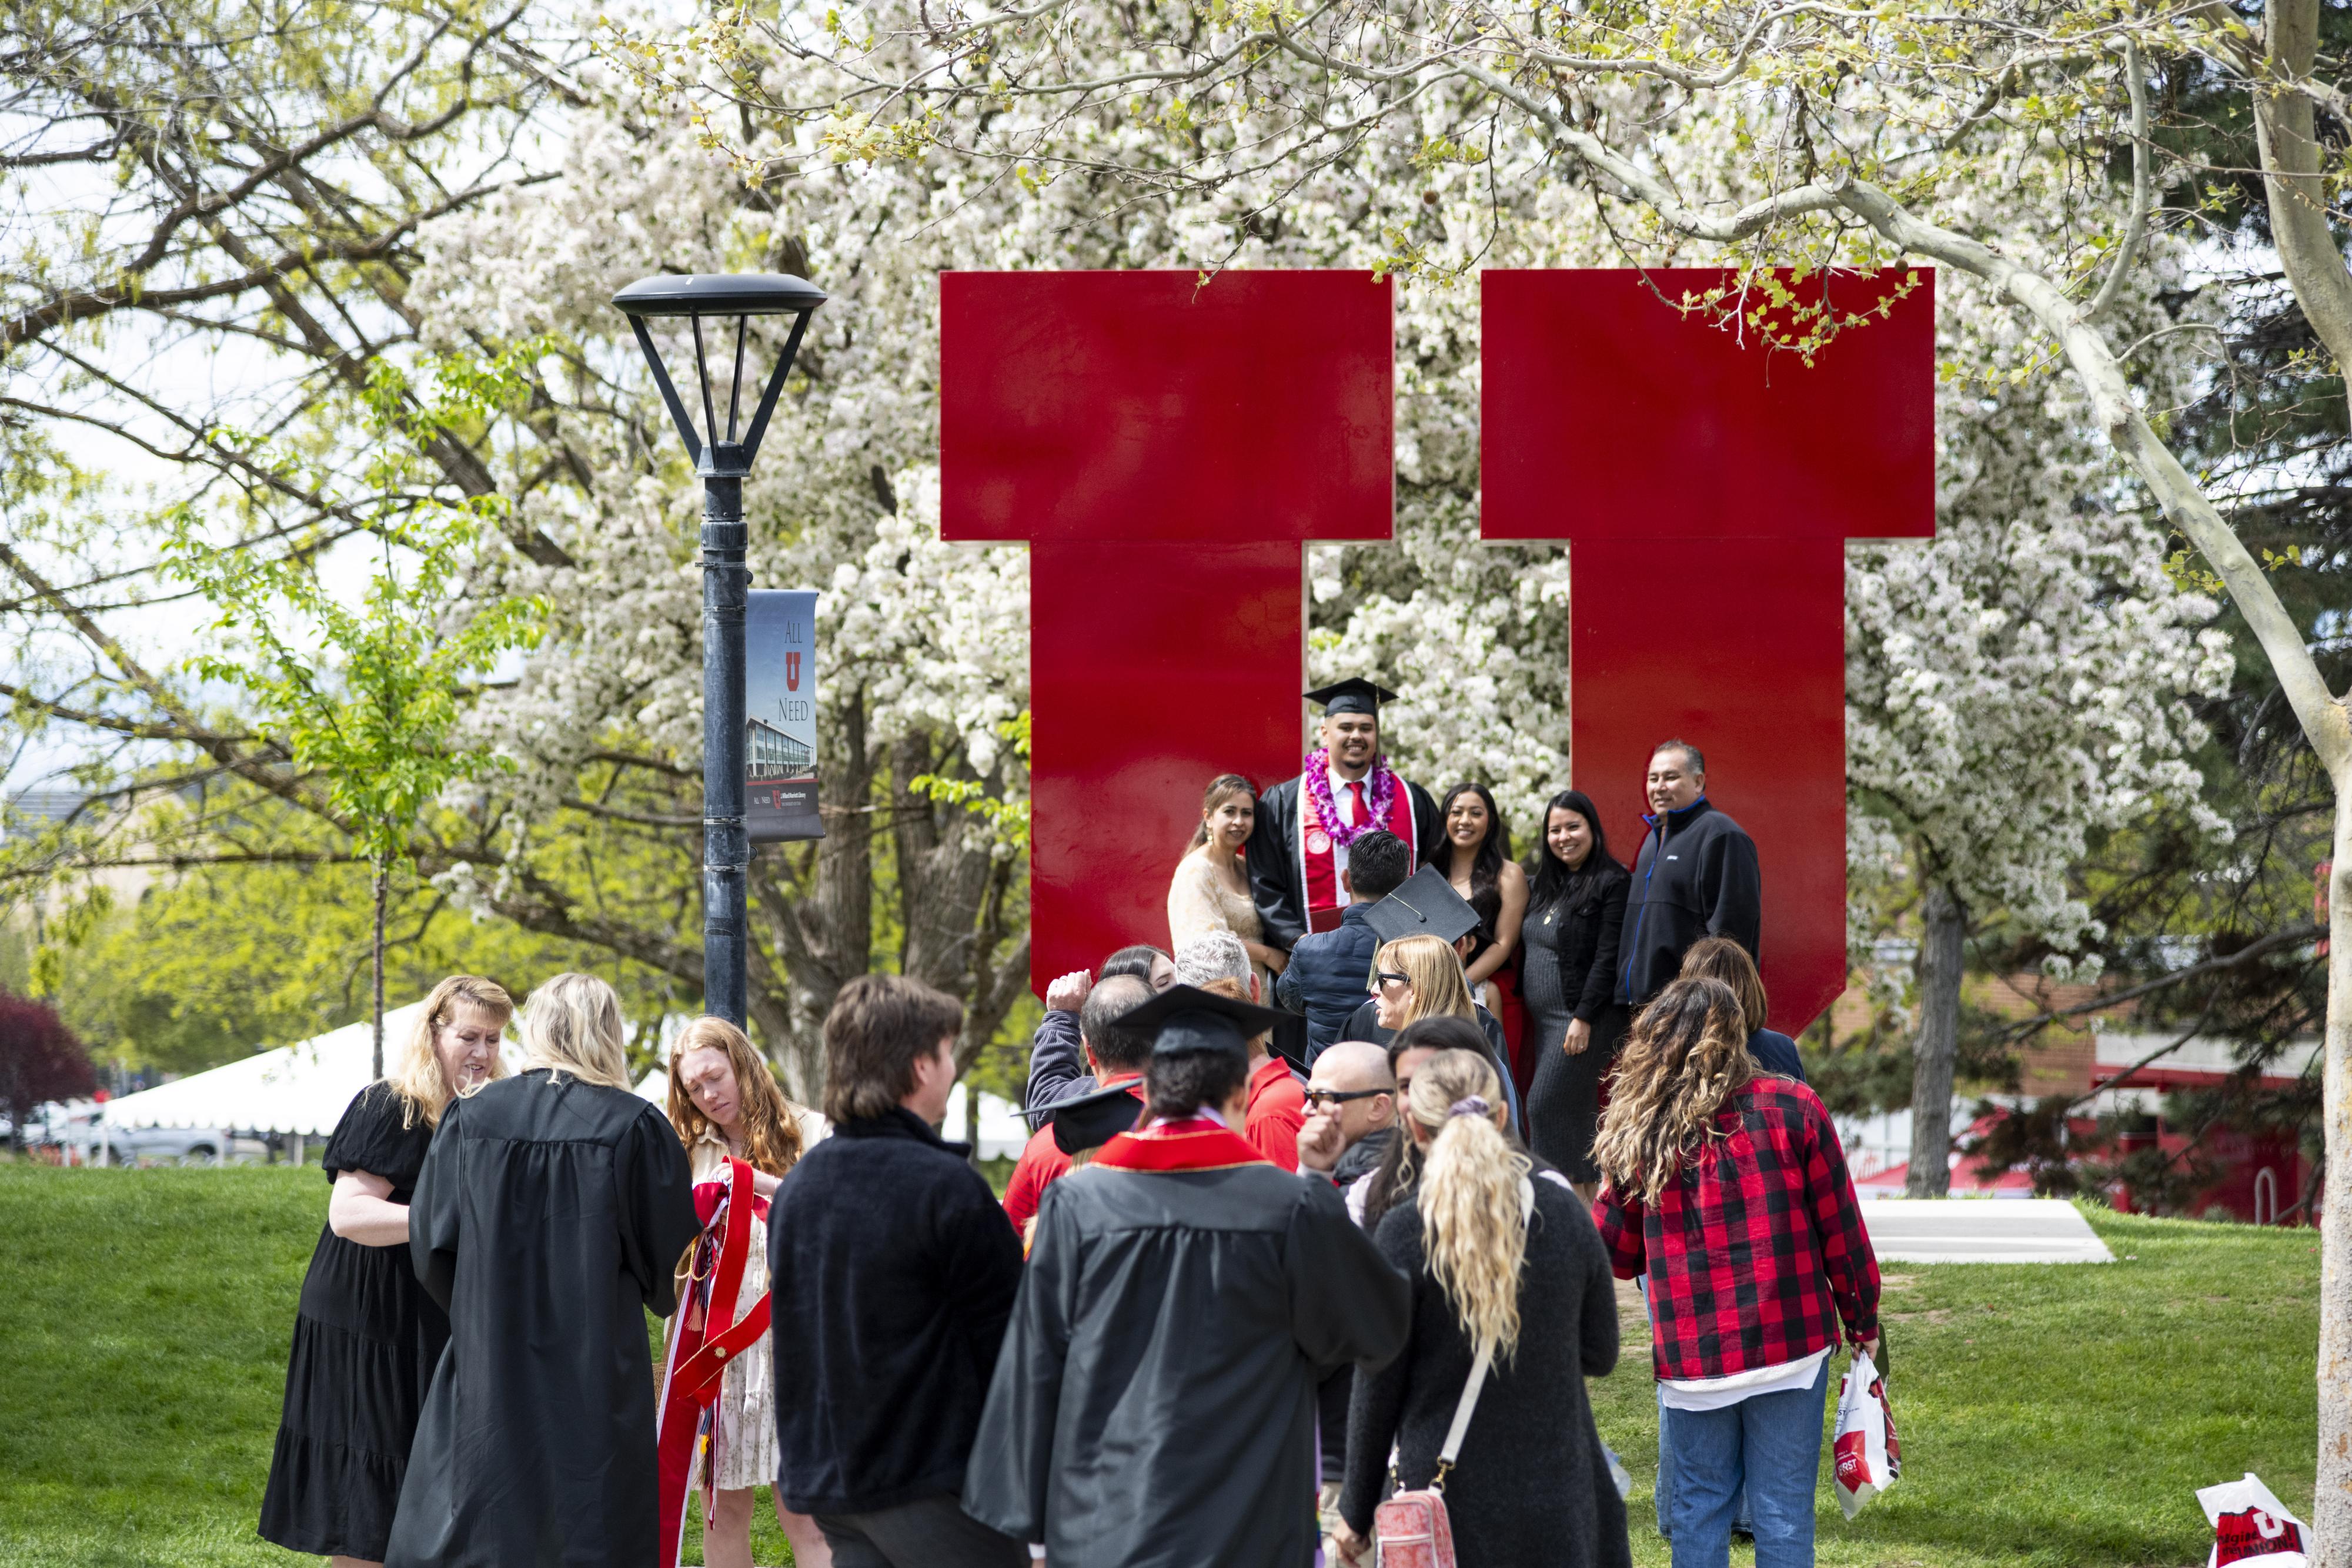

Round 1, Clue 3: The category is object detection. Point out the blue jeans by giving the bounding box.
[1655,1385,1752,1537]
[1639,1276,1750,1540]
[1659,1360,1829,1568]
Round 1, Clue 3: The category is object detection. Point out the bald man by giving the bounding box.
[1294,1040,1398,1188]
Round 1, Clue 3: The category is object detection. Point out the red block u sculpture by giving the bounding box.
[1482,270,1936,1032]
[943,267,1934,1030]
[941,271,1395,989]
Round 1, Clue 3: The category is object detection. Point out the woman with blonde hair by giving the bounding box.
[1168,772,1288,982]
[386,974,699,1568]
[1331,1048,1628,1568]
[1592,977,1881,1568]
[660,1017,831,1568]
[260,975,511,1568]
[1350,932,1522,1130]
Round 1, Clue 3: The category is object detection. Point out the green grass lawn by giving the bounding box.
[0,1166,2316,1567]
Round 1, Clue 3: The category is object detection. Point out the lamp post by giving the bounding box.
[613,272,826,1028]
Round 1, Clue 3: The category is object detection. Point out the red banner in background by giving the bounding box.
[943,268,1935,1033]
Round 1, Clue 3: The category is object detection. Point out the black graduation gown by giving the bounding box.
[385,1069,698,1568]
[962,1125,1412,1568]
[1245,773,1445,950]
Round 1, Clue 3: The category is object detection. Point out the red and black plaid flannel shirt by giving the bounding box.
[1593,1077,1880,1382]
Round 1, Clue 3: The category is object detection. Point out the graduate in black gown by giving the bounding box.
[260,976,512,1567]
[385,973,698,1568]
[1246,680,1444,952]
[962,986,1412,1568]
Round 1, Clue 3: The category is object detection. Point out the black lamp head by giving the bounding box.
[612,273,828,319]
[612,272,827,477]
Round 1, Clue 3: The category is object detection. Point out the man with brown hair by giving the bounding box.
[768,974,1027,1568]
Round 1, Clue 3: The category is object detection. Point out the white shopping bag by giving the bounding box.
[1831,1350,1901,1519]
[2199,1473,2308,1568]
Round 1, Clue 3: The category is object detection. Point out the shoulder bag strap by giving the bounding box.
[1432,1176,1538,1488]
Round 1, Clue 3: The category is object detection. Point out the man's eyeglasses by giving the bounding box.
[1369,971,1411,992]
[1303,1087,1390,1111]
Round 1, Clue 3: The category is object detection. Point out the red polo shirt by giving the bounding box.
[1002,1074,1145,1233]
[1243,1054,1306,1171]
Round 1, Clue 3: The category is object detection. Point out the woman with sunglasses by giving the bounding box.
[1355,933,1522,1134]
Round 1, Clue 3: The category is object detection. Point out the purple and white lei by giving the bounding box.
[1302,748,1397,847]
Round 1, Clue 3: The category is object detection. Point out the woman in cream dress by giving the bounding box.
[1168,773,1289,987]
[666,1017,832,1568]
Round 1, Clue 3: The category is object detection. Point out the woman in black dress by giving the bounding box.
[1332,1047,1630,1568]
[1521,789,1632,1200]
[259,975,512,1567]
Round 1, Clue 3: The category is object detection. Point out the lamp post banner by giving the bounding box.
[745,589,823,843]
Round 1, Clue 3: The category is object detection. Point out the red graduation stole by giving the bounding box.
[1093,1116,1267,1174]
[1299,767,1419,932]
[656,1157,773,1568]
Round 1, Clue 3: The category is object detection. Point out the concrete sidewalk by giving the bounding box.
[1857,1197,2113,1264]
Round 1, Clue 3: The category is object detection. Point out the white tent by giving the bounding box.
[101,1002,506,1138]
[943,1083,1031,1162]
[105,1003,1031,1158]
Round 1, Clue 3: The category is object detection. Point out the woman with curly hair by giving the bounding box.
[1592,978,1881,1568]
[1331,1048,1628,1568]
[664,1017,831,1568]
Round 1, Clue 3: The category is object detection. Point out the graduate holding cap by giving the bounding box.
[1246,678,1444,953]
[963,986,1412,1568]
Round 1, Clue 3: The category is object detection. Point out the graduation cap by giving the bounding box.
[1268,1011,1310,1075]
[1362,863,1484,948]
[1304,677,1398,717]
[1114,983,1289,1064]
[1048,1083,1144,1156]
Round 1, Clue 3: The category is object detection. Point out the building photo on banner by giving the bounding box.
[1,7,2343,1568]
[746,589,823,844]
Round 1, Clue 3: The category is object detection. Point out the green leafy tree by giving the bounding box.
[166,350,548,1075]
[169,514,543,1076]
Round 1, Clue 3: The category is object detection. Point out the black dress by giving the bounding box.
[1341,1171,1632,1568]
[1524,861,1632,1181]
[386,1068,699,1568]
[259,1082,445,1560]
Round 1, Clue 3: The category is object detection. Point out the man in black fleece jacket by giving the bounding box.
[770,974,1027,1567]
[1614,739,1763,1009]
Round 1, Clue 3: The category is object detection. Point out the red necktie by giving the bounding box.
[1346,780,1368,828]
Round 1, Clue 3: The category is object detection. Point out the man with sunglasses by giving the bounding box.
[1295,1041,1399,1188]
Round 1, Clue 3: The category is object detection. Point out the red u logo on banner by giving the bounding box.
[941,269,1933,1033]
[784,651,801,691]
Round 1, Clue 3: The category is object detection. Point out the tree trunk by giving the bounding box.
[965,1071,982,1170]
[1905,882,1966,1199]
[2318,785,2352,1563]
[371,861,387,1082]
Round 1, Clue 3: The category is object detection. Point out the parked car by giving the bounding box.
[35,1104,247,1165]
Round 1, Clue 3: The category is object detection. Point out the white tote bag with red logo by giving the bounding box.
[1831,1349,1900,1519]
[2199,1474,2308,1568]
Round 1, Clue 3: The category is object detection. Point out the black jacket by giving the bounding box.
[1613,797,1762,1007]
[965,1152,1410,1566]
[1342,1171,1632,1568]
[1539,860,1632,1022]
[1246,773,1445,951]
[388,1072,698,1568]
[769,1108,1025,1516]
[1275,902,1381,1059]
